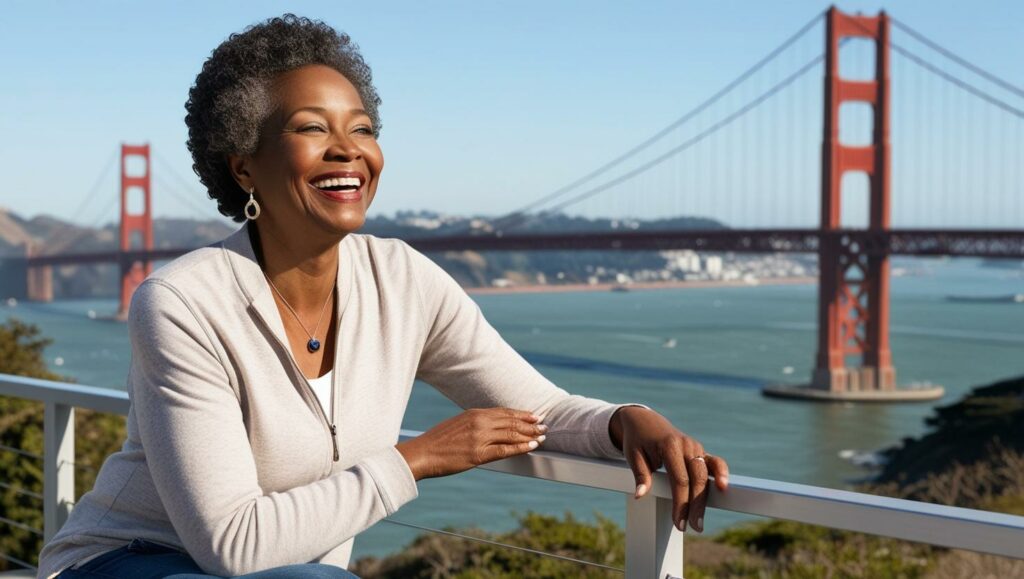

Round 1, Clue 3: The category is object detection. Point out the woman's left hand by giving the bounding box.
[610,406,729,533]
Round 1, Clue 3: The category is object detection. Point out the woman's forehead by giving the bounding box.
[271,64,366,116]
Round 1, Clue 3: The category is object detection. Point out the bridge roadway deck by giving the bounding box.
[14,228,1024,267]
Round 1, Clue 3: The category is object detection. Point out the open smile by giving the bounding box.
[308,171,366,203]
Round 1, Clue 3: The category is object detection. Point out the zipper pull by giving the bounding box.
[330,424,339,462]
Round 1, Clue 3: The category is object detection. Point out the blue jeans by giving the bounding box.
[56,538,361,578]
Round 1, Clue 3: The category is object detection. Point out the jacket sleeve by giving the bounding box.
[128,280,418,576]
[406,245,650,461]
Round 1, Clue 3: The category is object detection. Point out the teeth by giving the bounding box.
[311,177,361,189]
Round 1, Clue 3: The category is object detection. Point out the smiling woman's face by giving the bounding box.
[231,63,383,239]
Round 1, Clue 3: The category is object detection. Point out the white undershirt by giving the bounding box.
[307,370,333,414]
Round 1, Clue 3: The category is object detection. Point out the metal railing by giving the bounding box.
[1,372,1023,578]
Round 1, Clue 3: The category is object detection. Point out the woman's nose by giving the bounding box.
[325,133,361,161]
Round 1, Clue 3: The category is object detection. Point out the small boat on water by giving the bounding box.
[838,449,888,469]
[662,338,677,348]
[610,285,630,292]
[946,294,1024,304]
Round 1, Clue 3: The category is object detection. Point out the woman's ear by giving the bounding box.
[227,153,253,192]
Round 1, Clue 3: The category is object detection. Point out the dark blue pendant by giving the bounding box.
[307,338,321,352]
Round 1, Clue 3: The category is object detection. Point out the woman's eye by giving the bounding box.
[299,125,326,133]
[354,126,374,135]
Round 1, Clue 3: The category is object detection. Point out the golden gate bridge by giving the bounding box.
[5,7,1023,401]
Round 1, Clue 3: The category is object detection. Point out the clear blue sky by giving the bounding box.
[2,1,1021,228]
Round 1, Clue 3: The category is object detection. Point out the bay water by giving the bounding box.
[5,257,1022,559]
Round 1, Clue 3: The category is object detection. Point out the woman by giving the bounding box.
[38,14,729,579]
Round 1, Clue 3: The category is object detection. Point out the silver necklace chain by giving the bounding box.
[264,272,334,352]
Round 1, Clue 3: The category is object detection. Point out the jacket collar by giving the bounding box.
[222,221,355,352]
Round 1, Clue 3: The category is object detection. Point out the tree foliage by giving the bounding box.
[0,317,126,571]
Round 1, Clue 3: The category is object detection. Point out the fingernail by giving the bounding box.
[530,413,542,421]
[697,517,703,532]
[721,475,729,487]
[528,440,539,449]
[677,520,686,532]
[635,484,647,498]
[537,424,548,433]
[536,435,546,443]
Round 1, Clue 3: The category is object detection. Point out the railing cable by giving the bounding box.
[0,551,38,571]
[0,481,43,501]
[0,515,43,537]
[382,517,625,573]
[0,443,42,461]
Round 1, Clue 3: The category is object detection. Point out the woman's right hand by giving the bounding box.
[395,408,548,480]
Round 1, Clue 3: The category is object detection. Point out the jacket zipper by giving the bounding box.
[251,306,340,465]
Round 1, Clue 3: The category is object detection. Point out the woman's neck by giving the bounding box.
[248,220,341,311]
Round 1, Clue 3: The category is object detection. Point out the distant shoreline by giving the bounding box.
[464,276,817,295]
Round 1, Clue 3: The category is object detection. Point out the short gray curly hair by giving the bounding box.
[185,14,382,222]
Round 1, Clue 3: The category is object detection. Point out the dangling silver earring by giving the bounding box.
[244,186,261,220]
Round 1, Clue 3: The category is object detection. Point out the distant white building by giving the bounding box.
[661,250,701,273]
[705,256,723,279]
[468,218,494,232]
[404,216,442,229]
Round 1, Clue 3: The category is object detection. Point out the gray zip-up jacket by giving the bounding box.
[37,224,648,578]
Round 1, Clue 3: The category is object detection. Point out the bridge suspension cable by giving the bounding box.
[838,15,1024,119]
[505,53,825,227]
[477,10,826,231]
[152,151,219,220]
[891,43,1024,119]
[69,148,119,226]
[891,17,1024,100]
[42,147,119,255]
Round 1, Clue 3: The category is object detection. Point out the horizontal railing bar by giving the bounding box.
[0,551,38,571]
[0,374,129,415]
[1,376,1020,560]
[399,429,1024,559]
[714,474,1024,558]
[0,481,44,501]
[0,515,43,537]
[382,517,624,573]
[0,444,42,461]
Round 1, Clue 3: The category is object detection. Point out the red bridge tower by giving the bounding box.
[766,7,942,401]
[117,143,154,320]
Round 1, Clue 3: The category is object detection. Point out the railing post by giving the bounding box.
[625,494,684,579]
[43,401,75,543]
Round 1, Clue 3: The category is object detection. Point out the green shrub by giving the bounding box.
[0,317,126,571]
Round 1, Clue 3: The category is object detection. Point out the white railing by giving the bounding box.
[1,373,1023,578]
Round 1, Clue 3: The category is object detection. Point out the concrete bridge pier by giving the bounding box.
[0,257,29,301]
[27,264,54,303]
[23,243,54,303]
